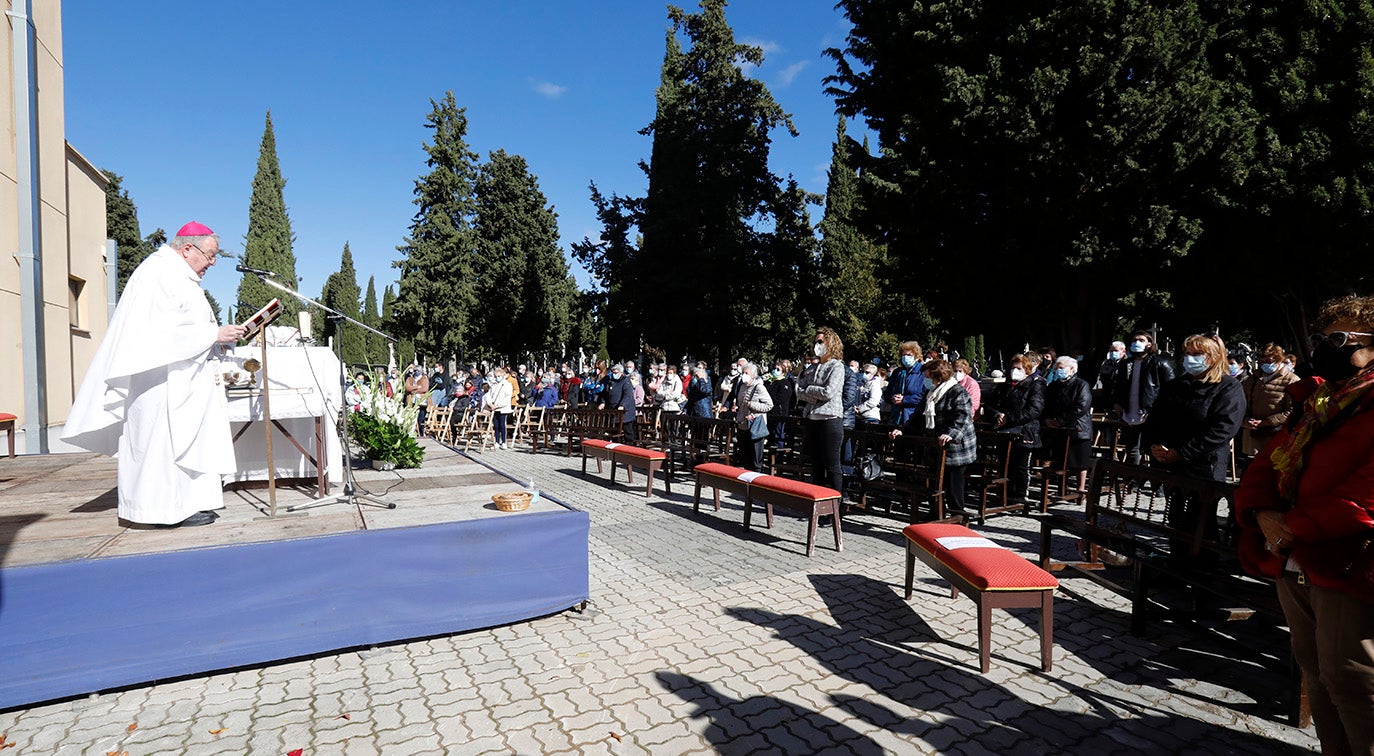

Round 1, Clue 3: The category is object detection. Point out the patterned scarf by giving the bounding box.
[1271,366,1374,501]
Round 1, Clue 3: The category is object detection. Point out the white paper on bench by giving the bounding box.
[605,443,622,449]
[935,536,1006,551]
[735,471,765,483]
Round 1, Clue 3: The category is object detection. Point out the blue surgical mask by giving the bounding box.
[1183,355,1209,376]
[1130,341,1147,354]
[901,355,917,368]
[771,368,782,377]
[1053,368,1069,382]
[1046,369,1059,383]
[1260,362,1278,375]
[1228,363,1242,376]
[1107,351,1122,361]
[922,376,936,391]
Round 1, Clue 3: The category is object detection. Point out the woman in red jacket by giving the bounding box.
[1236,295,1374,754]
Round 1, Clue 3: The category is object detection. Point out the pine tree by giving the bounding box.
[393,92,480,363]
[237,111,301,322]
[472,149,576,363]
[362,276,382,366]
[382,284,412,370]
[103,170,152,297]
[763,177,824,357]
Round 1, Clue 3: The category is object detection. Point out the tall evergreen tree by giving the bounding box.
[382,284,413,369]
[393,91,480,363]
[103,170,152,297]
[237,111,301,322]
[320,243,364,365]
[472,149,576,363]
[362,275,382,366]
[762,177,824,357]
[816,118,890,352]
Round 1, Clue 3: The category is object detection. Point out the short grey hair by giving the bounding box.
[171,232,221,251]
[1055,356,1079,374]
[1110,340,1126,351]
[741,362,760,378]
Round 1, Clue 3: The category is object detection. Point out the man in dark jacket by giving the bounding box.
[1111,330,1176,464]
[600,363,638,442]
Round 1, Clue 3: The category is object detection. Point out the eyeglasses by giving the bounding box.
[190,243,218,262]
[1309,331,1374,349]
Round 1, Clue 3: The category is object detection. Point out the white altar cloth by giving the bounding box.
[224,346,343,485]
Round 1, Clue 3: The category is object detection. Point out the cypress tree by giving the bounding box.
[321,243,364,366]
[393,91,480,363]
[103,170,152,297]
[362,275,382,366]
[237,111,301,322]
[472,149,576,363]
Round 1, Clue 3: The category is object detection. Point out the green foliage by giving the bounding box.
[237,111,301,323]
[320,243,365,366]
[204,291,222,325]
[575,0,800,364]
[103,170,153,297]
[393,91,480,363]
[348,375,424,468]
[471,150,577,364]
[362,276,383,366]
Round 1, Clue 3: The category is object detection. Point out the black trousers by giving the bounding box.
[1009,444,1034,499]
[804,417,844,493]
[945,463,968,516]
[622,420,637,443]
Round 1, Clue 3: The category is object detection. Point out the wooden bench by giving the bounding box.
[0,412,14,458]
[1038,459,1307,725]
[581,439,669,497]
[745,475,843,557]
[850,430,950,522]
[967,430,1021,524]
[904,522,1058,672]
[692,462,763,513]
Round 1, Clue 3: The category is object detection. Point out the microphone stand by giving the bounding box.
[240,270,396,513]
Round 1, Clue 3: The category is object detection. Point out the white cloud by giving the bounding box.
[776,60,810,88]
[532,80,567,99]
[741,37,782,56]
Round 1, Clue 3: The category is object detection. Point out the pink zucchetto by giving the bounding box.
[176,221,214,237]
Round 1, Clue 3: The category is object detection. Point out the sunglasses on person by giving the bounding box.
[1309,331,1374,349]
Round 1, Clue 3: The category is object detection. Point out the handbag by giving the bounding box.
[857,452,883,482]
[746,414,769,440]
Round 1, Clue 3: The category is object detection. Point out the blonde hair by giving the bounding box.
[953,358,972,374]
[1183,334,1230,384]
[899,341,924,359]
[1316,294,1374,332]
[815,328,844,363]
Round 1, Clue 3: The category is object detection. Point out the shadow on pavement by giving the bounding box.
[723,572,1308,754]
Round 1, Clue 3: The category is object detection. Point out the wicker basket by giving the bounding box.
[492,491,532,512]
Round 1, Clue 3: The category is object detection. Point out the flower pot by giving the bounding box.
[371,459,397,471]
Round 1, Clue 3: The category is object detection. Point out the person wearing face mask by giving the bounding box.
[1110,330,1177,465]
[990,354,1047,503]
[890,358,977,521]
[1041,356,1094,495]
[883,341,928,426]
[599,362,638,442]
[1240,343,1299,461]
[1144,333,1245,481]
[1093,341,1128,412]
[733,363,775,471]
[854,363,884,425]
[655,364,685,415]
[1235,295,1374,755]
[953,359,982,417]
[766,359,798,446]
[483,367,515,449]
[798,328,848,494]
[687,363,714,417]
[559,366,582,409]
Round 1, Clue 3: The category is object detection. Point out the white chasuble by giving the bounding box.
[64,246,236,524]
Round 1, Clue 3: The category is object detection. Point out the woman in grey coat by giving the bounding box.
[797,328,847,493]
[892,358,977,520]
[733,363,774,471]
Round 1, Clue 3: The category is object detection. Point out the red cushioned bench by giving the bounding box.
[581,439,670,497]
[692,462,766,513]
[904,522,1057,672]
[746,475,842,558]
[0,413,14,458]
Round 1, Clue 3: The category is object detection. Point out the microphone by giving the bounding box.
[236,264,275,277]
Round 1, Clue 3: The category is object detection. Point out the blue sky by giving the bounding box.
[63,1,856,317]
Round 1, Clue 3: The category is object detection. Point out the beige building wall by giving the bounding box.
[3,0,110,453]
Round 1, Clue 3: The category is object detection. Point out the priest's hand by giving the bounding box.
[217,324,248,343]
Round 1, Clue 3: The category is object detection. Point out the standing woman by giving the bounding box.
[733,363,774,471]
[1240,343,1299,461]
[797,328,847,493]
[891,358,977,520]
[1145,334,1246,481]
[1042,356,1094,494]
[766,359,798,447]
[1236,295,1374,754]
[483,367,515,449]
[990,354,1047,503]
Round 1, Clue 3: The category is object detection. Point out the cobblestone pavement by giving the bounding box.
[0,441,1319,754]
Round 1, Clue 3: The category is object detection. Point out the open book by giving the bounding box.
[239,298,283,342]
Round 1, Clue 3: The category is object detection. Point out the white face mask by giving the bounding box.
[955,371,966,381]
[813,342,826,358]
[1011,368,1027,381]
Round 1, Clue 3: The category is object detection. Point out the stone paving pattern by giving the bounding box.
[0,440,1319,754]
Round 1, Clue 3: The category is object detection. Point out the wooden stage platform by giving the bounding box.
[0,440,590,710]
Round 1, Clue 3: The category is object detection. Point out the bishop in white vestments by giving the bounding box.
[63,222,247,527]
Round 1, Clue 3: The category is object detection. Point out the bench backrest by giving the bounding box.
[1085,460,1238,563]
[849,429,948,504]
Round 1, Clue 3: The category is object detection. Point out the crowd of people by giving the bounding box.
[346,294,1374,753]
